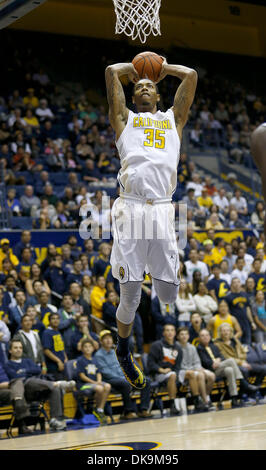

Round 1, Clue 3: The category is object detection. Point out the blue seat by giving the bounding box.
[15,172,34,185]
[11,217,32,229]
[50,172,68,185]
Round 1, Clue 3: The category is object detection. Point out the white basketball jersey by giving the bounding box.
[116,108,180,199]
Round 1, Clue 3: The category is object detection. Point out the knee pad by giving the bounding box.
[153,279,179,304]
[116,281,142,325]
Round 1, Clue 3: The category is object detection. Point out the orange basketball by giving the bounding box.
[132,51,163,82]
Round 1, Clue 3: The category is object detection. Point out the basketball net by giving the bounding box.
[112,0,161,44]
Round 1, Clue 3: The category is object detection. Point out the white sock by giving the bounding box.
[97,408,104,413]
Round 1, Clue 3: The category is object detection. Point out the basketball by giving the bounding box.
[132,51,163,82]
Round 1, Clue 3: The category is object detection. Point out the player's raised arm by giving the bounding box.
[157,60,198,137]
[105,63,139,140]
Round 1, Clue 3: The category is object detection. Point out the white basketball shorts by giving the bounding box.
[110,195,180,285]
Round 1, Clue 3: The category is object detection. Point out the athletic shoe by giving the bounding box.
[55,380,76,392]
[137,410,153,418]
[207,400,216,411]
[169,404,182,416]
[231,397,241,408]
[92,408,108,425]
[49,418,67,431]
[193,396,209,412]
[115,350,146,390]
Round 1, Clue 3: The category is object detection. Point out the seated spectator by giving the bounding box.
[23,109,40,128]
[197,329,257,408]
[0,317,11,363]
[215,323,266,387]
[13,314,46,371]
[230,189,248,217]
[197,188,213,211]
[250,258,265,292]
[82,275,93,304]
[61,244,74,273]
[35,99,54,122]
[2,275,17,309]
[42,183,58,207]
[25,263,51,298]
[231,257,248,286]
[237,244,254,273]
[189,312,206,346]
[76,338,111,425]
[185,249,209,284]
[102,290,119,329]
[147,324,183,416]
[245,277,256,306]
[97,152,116,175]
[95,330,151,419]
[203,239,220,268]
[51,201,75,229]
[207,264,230,302]
[9,289,28,334]
[253,291,266,343]
[69,282,91,317]
[189,122,203,148]
[33,208,52,229]
[5,339,69,432]
[67,235,82,260]
[0,363,12,409]
[207,299,242,340]
[186,172,204,197]
[90,276,107,319]
[0,238,19,272]
[13,230,36,262]
[76,135,94,160]
[70,313,98,359]
[16,247,35,285]
[226,277,255,345]
[223,243,237,273]
[44,253,69,300]
[224,209,245,229]
[251,201,265,229]
[175,279,196,327]
[151,295,178,339]
[6,188,22,215]
[219,259,232,285]
[25,305,45,339]
[91,243,113,286]
[193,282,218,324]
[20,185,41,216]
[190,269,203,295]
[205,213,224,230]
[23,88,39,108]
[80,254,92,277]
[35,291,57,327]
[213,188,229,215]
[57,293,84,356]
[66,258,83,287]
[177,327,215,411]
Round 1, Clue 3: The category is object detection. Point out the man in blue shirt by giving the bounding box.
[69,313,99,359]
[42,312,68,380]
[66,258,83,288]
[207,264,230,303]
[95,330,151,419]
[13,230,36,262]
[44,254,69,297]
[226,278,257,345]
[250,259,266,292]
[5,339,68,432]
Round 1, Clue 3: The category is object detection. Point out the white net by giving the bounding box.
[112,0,161,44]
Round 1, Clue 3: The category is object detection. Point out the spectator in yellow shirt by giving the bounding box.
[205,213,224,230]
[0,239,19,271]
[90,276,107,319]
[203,239,223,267]
[23,109,40,128]
[212,237,226,259]
[23,88,39,108]
[197,188,213,210]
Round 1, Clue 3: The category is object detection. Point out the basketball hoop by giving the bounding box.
[112,0,162,44]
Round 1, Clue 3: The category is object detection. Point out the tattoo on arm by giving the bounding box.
[105,67,128,129]
[173,72,197,132]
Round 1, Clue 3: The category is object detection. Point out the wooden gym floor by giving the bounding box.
[0,404,266,450]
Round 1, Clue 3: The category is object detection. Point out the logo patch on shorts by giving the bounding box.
[119,266,125,280]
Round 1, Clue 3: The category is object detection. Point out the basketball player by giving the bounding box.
[251,123,266,242]
[105,58,197,389]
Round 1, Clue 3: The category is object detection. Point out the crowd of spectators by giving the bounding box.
[0,33,266,435]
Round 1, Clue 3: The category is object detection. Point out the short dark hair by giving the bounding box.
[49,312,59,321]
[163,323,176,331]
[177,326,190,336]
[81,338,94,349]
